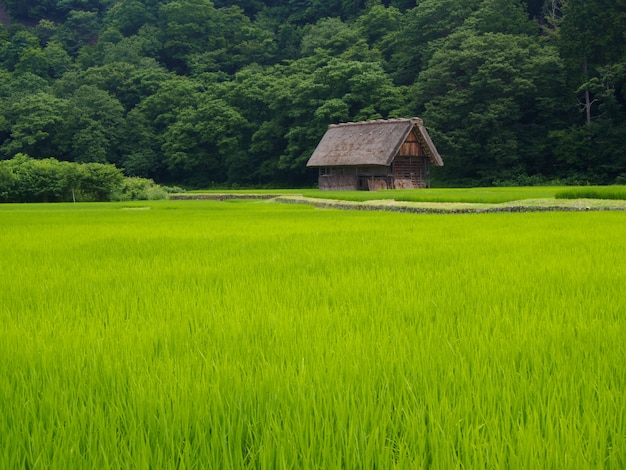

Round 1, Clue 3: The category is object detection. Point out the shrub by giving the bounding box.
[0,154,167,202]
[161,185,186,194]
[0,165,16,202]
[493,173,550,187]
[113,177,168,201]
[0,154,70,202]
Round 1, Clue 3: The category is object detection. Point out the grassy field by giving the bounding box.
[187,185,626,203]
[299,186,564,203]
[1,199,625,468]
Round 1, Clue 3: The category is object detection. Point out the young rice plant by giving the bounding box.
[0,200,624,468]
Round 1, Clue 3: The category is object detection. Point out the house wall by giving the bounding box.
[319,166,393,190]
[317,157,431,190]
[318,167,358,190]
[356,166,391,190]
[392,156,429,188]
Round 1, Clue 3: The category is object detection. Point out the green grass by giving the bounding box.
[186,186,574,203]
[301,186,565,203]
[186,185,626,204]
[555,185,626,200]
[1,200,625,468]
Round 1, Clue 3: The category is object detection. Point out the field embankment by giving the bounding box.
[171,189,626,213]
[273,195,626,213]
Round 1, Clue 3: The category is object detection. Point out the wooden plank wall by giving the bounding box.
[392,157,427,188]
[318,173,358,190]
[398,131,425,157]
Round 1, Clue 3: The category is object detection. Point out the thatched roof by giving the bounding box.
[306,118,443,168]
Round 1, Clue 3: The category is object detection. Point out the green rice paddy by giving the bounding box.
[300,186,564,203]
[555,185,626,201]
[1,199,624,468]
[190,185,626,203]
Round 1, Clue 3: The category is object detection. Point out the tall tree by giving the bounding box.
[415,31,568,184]
[158,0,217,73]
[0,92,68,159]
[61,85,125,163]
[384,0,481,85]
[554,0,626,181]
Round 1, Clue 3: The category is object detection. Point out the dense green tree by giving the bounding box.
[187,6,277,76]
[227,65,289,181]
[6,25,70,81]
[355,4,401,46]
[2,154,68,202]
[43,40,73,78]
[57,10,101,55]
[158,0,218,73]
[76,25,162,68]
[0,154,165,202]
[560,0,607,124]
[0,27,40,71]
[4,0,106,22]
[248,57,405,183]
[1,0,625,187]
[13,45,48,76]
[0,71,50,98]
[300,17,357,57]
[57,0,105,14]
[161,92,249,185]
[78,60,171,110]
[550,0,626,182]
[464,0,537,35]
[135,75,205,132]
[557,0,626,123]
[0,92,68,159]
[0,94,9,154]
[76,159,126,201]
[120,75,207,180]
[0,163,16,201]
[2,0,56,22]
[33,19,59,46]
[105,0,152,36]
[62,85,125,163]
[416,31,568,184]
[384,0,481,85]
[118,108,163,179]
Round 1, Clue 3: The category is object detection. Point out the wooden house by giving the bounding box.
[306,118,443,190]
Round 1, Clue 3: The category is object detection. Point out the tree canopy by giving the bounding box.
[1,0,625,187]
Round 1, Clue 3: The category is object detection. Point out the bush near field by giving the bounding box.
[113,177,168,201]
[0,154,168,203]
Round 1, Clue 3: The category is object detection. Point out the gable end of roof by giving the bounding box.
[306,118,443,168]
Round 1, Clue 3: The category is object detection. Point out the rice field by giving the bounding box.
[1,199,624,468]
[299,186,565,203]
[189,186,593,203]
[555,185,626,201]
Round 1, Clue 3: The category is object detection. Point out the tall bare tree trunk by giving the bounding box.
[581,59,595,125]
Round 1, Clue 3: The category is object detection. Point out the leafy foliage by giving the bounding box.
[0,0,625,188]
[0,154,166,202]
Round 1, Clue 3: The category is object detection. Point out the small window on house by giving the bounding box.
[320,167,330,176]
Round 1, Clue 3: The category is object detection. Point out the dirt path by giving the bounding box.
[168,194,626,214]
[169,193,281,201]
[272,196,626,214]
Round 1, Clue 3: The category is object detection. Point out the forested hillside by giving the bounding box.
[1,0,625,187]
